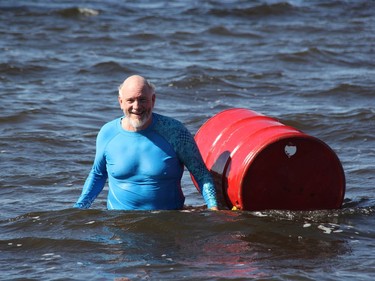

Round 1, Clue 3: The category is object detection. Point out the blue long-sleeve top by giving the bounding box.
[74,113,217,210]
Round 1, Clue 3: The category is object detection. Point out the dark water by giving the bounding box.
[0,0,374,280]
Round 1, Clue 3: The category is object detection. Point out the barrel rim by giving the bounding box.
[195,107,264,137]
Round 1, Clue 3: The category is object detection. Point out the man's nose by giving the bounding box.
[133,100,140,109]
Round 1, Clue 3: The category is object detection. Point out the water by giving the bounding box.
[0,0,374,280]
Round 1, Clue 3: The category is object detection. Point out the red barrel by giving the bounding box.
[192,108,345,211]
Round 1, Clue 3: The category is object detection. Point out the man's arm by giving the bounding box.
[153,114,219,209]
[73,166,107,209]
[73,124,110,209]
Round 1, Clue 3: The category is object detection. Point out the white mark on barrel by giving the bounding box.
[285,144,297,158]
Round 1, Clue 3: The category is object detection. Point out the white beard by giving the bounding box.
[128,117,146,129]
[127,111,151,129]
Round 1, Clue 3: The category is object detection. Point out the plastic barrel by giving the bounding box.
[193,108,345,211]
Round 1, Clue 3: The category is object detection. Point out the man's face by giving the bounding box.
[118,83,155,131]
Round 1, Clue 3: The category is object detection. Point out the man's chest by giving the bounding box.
[105,133,181,179]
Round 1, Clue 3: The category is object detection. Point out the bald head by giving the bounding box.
[118,75,155,97]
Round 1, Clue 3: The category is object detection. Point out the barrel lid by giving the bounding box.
[238,136,346,211]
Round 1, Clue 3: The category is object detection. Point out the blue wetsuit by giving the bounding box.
[74,113,217,210]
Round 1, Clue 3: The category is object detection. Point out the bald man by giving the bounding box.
[74,75,218,210]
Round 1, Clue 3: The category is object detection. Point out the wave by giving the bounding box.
[276,47,341,64]
[2,196,374,231]
[168,66,263,91]
[1,206,373,281]
[252,199,375,222]
[277,108,375,143]
[0,5,38,16]
[279,107,374,123]
[0,62,48,76]
[277,45,375,68]
[0,4,99,18]
[80,61,129,74]
[320,83,374,98]
[209,2,297,18]
[205,26,263,39]
[56,7,99,17]
[0,107,52,126]
[78,62,143,79]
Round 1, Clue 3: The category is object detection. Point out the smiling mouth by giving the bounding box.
[130,112,144,117]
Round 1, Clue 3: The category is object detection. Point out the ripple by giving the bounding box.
[56,7,100,17]
[209,2,297,17]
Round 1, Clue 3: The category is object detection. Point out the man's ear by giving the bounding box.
[152,94,156,106]
[118,95,123,109]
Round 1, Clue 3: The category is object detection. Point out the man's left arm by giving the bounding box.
[153,114,218,210]
[176,127,218,210]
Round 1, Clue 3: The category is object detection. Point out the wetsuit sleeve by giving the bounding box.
[154,115,218,209]
[73,128,109,209]
[177,128,218,209]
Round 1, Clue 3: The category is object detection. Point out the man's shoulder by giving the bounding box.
[153,113,185,130]
[152,113,193,149]
[100,118,119,131]
[97,118,121,139]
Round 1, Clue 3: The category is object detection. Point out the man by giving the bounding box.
[74,75,218,210]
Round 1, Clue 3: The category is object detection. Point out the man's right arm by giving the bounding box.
[73,166,108,209]
[73,123,112,209]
